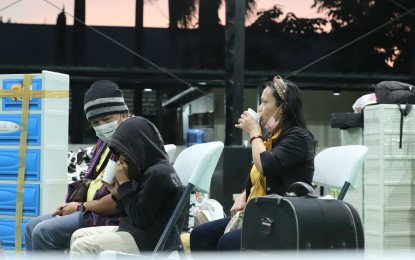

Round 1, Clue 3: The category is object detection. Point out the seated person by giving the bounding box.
[24,80,130,252]
[190,76,317,251]
[70,117,183,258]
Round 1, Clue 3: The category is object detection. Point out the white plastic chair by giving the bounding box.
[164,144,177,163]
[99,141,224,259]
[313,145,368,201]
[154,141,224,257]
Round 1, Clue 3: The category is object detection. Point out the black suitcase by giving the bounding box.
[241,195,364,251]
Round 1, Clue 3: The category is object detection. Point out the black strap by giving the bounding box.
[398,104,413,149]
[93,147,112,179]
[404,103,412,116]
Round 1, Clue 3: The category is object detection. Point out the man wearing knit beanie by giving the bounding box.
[84,80,129,122]
[84,80,129,142]
[25,80,130,252]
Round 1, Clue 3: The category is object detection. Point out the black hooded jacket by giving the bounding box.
[109,117,182,251]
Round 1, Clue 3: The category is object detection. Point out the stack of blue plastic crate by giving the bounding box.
[0,71,69,250]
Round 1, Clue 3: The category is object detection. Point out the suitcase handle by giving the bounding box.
[285,181,318,198]
[260,217,274,236]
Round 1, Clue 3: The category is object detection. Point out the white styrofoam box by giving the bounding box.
[365,233,415,249]
[364,133,415,159]
[365,209,415,234]
[364,104,415,135]
[365,159,415,185]
[364,104,415,158]
[363,104,415,250]
[365,183,415,209]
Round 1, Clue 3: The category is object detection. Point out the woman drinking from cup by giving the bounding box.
[190,76,317,251]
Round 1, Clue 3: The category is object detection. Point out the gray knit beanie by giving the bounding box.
[84,80,129,121]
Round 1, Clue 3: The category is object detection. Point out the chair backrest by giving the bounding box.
[313,145,368,200]
[164,144,177,163]
[153,141,224,257]
[173,141,224,193]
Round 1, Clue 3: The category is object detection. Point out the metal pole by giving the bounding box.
[224,0,245,145]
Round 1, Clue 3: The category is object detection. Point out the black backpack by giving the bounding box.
[375,81,415,148]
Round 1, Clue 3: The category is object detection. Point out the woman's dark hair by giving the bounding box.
[263,79,308,131]
[262,78,317,152]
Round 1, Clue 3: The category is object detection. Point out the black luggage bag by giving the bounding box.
[330,112,363,130]
[241,195,364,251]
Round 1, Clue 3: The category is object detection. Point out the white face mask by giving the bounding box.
[93,117,120,143]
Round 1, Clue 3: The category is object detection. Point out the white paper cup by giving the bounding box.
[247,108,260,122]
[102,159,117,185]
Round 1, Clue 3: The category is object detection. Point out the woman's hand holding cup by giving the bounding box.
[247,108,260,122]
[235,108,262,135]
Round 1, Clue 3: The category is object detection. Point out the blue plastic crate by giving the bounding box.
[0,149,40,180]
[0,218,29,250]
[2,78,42,111]
[0,184,40,216]
[0,114,41,145]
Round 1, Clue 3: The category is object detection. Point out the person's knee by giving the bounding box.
[24,220,34,238]
[30,227,46,250]
[25,218,39,237]
[190,225,203,241]
[217,232,240,251]
[189,226,205,248]
[70,235,100,257]
[24,219,37,250]
[31,223,47,243]
[70,229,83,246]
[70,236,95,259]
[70,237,87,253]
[217,236,234,250]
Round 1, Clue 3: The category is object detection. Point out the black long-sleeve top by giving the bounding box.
[245,127,316,199]
[116,162,182,251]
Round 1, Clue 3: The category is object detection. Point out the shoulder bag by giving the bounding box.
[67,151,111,203]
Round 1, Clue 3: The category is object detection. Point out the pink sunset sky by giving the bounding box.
[0,0,325,27]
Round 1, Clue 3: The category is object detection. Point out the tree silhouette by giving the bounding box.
[312,0,415,73]
[167,0,197,29]
[250,5,326,35]
[244,5,328,71]
[148,0,414,73]
[166,0,257,29]
[0,16,12,24]
[199,0,221,29]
